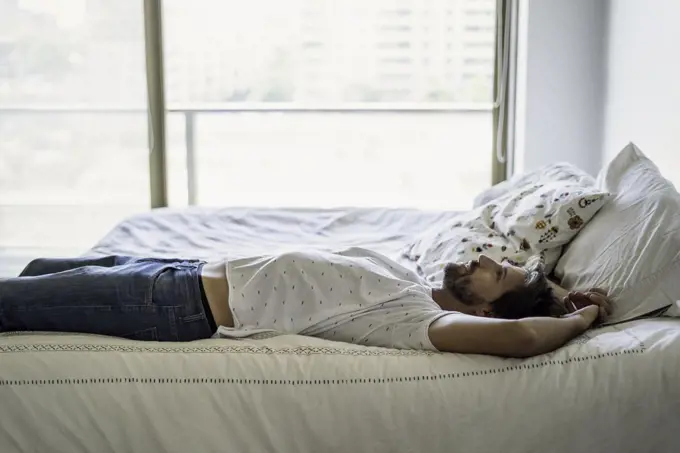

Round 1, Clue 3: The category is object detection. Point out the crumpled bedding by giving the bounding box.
[90,206,461,266]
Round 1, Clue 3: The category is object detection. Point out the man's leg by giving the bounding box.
[19,255,136,277]
[0,258,200,341]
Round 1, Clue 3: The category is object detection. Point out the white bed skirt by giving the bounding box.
[1,318,679,453]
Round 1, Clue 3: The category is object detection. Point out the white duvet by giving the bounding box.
[1,318,679,453]
[89,206,462,269]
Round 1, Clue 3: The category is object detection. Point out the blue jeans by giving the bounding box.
[0,256,213,342]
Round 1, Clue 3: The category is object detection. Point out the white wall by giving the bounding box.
[515,0,608,176]
[602,0,680,185]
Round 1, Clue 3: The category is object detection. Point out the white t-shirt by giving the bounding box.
[215,247,449,351]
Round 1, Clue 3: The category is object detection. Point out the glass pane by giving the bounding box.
[163,0,496,208]
[164,0,495,104]
[166,112,189,206]
[0,0,149,269]
[194,111,490,210]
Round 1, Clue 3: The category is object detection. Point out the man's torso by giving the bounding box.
[205,248,446,350]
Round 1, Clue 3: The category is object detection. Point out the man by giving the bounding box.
[0,248,610,358]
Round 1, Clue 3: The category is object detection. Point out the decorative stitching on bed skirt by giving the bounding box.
[0,348,645,387]
[0,343,435,356]
[0,323,646,356]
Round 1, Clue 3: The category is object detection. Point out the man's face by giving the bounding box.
[443,255,527,313]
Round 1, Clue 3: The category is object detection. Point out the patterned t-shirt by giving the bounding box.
[217,247,449,351]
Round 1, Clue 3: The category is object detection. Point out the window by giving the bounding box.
[163,0,497,209]
[379,58,414,64]
[0,0,500,268]
[377,42,411,49]
[0,0,149,255]
[464,58,492,65]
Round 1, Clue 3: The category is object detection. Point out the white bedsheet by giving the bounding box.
[1,318,679,453]
[90,206,460,266]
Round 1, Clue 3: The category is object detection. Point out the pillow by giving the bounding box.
[404,180,609,283]
[473,162,596,208]
[554,143,680,324]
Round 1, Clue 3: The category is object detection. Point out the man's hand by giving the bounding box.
[562,288,612,323]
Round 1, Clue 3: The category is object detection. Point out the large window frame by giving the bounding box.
[1,0,516,210]
[145,0,516,207]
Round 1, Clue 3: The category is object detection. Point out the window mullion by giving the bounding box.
[143,0,168,208]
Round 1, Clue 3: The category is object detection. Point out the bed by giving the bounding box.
[1,206,680,453]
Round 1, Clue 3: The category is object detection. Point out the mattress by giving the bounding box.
[3,207,680,452]
[1,319,679,453]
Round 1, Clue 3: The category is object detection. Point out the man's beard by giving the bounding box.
[442,262,481,306]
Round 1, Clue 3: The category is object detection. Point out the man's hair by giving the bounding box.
[489,264,565,319]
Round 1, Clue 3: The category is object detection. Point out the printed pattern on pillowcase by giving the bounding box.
[403,181,609,284]
[491,181,609,252]
[473,162,596,208]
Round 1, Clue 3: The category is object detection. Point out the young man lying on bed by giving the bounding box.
[0,248,610,358]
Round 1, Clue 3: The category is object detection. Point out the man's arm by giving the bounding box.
[428,306,599,358]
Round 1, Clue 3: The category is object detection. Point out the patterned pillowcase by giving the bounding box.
[473,162,596,208]
[404,182,609,284]
[490,181,609,251]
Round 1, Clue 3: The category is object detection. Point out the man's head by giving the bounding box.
[443,255,561,319]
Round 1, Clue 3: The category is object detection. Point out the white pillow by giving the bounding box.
[473,162,596,208]
[405,181,609,282]
[555,143,680,323]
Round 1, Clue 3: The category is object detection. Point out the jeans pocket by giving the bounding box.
[127,262,185,305]
[181,313,206,323]
[120,326,159,341]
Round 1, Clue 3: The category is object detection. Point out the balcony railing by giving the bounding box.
[0,103,493,205]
